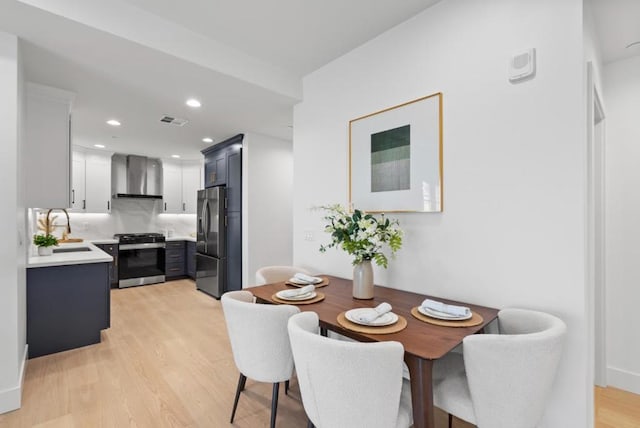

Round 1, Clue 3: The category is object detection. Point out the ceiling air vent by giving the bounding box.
[160,115,189,127]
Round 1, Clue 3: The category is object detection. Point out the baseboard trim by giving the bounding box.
[607,366,640,395]
[0,344,27,414]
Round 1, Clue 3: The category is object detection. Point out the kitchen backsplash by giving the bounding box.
[30,198,196,241]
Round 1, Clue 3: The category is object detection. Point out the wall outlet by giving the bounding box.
[303,231,315,241]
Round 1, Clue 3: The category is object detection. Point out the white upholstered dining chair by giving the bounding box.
[433,308,567,428]
[255,265,311,286]
[220,290,300,428]
[287,312,413,428]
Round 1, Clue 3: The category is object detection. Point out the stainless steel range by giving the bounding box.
[114,233,166,288]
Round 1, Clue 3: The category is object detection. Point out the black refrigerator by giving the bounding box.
[196,186,226,298]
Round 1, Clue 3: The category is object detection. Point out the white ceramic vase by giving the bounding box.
[38,246,53,256]
[352,260,374,299]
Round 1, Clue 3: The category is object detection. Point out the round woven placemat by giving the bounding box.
[285,276,329,288]
[410,307,483,327]
[336,312,407,335]
[272,292,325,305]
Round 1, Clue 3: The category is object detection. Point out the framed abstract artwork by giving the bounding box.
[349,92,443,213]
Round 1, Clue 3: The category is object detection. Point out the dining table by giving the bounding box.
[249,275,500,428]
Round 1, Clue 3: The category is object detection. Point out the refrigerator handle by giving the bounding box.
[203,199,210,248]
[199,196,207,235]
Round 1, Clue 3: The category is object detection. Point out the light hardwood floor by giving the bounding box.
[0,279,638,428]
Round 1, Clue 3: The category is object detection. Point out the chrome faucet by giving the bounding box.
[46,208,71,240]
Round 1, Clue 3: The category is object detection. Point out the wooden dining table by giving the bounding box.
[249,275,499,428]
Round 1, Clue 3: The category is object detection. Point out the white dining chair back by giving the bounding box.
[433,308,567,428]
[255,265,311,286]
[221,290,300,427]
[288,312,413,428]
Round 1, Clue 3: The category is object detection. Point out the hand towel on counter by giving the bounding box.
[279,284,315,299]
[421,299,470,317]
[356,302,393,323]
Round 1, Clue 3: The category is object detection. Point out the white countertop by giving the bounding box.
[89,238,119,245]
[166,235,196,242]
[28,242,113,268]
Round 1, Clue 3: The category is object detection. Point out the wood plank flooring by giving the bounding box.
[595,386,640,428]
[0,279,638,427]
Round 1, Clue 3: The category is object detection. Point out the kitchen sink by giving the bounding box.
[52,247,92,253]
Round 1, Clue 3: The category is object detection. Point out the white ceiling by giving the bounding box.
[0,0,637,161]
[0,0,441,160]
[123,0,441,77]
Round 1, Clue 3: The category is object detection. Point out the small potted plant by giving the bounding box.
[33,234,58,256]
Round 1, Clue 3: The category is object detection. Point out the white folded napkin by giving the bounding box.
[279,284,315,298]
[421,299,470,317]
[293,273,323,284]
[356,302,393,323]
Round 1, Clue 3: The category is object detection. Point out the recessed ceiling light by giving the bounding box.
[94,144,105,149]
[171,154,181,159]
[186,98,201,108]
[202,137,213,143]
[106,119,121,126]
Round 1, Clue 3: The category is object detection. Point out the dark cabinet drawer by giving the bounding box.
[165,240,186,279]
[166,241,186,250]
[166,262,186,278]
[165,250,184,263]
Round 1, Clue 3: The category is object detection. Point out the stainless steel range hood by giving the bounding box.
[112,154,163,199]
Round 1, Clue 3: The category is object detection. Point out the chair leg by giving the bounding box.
[285,379,290,396]
[448,413,453,428]
[230,373,247,423]
[270,382,280,428]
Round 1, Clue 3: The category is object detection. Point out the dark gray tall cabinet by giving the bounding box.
[201,134,243,293]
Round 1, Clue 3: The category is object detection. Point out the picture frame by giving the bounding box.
[349,92,443,213]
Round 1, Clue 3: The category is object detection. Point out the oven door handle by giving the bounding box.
[119,242,166,250]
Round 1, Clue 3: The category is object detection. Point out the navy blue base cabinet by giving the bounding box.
[27,262,110,359]
[95,243,119,288]
[186,241,196,279]
[165,240,186,279]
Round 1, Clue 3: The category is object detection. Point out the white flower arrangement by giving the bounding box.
[319,204,402,268]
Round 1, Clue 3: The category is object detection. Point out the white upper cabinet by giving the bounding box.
[181,161,202,214]
[162,161,183,213]
[71,148,112,213]
[162,160,202,214]
[25,83,74,208]
[84,152,112,213]
[70,151,85,212]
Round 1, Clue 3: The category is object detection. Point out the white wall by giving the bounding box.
[583,0,606,400]
[0,31,27,414]
[242,132,293,286]
[583,0,605,97]
[603,56,640,394]
[293,0,589,426]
